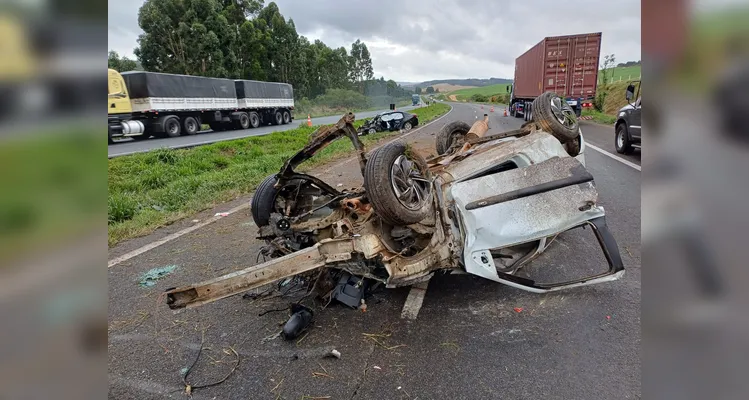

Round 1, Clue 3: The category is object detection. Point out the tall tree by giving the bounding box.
[108,50,138,71]
[349,39,373,93]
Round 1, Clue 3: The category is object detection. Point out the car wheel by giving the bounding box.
[403,121,412,131]
[251,174,282,227]
[249,112,260,128]
[274,111,283,125]
[282,110,291,124]
[182,116,199,135]
[368,128,377,135]
[532,92,580,142]
[615,123,633,154]
[364,141,433,226]
[163,116,181,138]
[436,120,471,155]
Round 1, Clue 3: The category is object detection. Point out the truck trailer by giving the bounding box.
[107,69,294,143]
[508,32,601,121]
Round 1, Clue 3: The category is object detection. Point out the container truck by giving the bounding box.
[508,32,601,121]
[107,69,294,143]
[412,93,420,106]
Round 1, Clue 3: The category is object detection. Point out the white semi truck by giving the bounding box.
[107,69,294,143]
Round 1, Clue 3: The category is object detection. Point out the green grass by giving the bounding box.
[293,99,412,119]
[599,65,641,84]
[581,108,617,125]
[0,127,103,264]
[107,103,450,246]
[450,84,513,101]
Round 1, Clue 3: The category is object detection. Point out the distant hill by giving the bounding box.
[398,77,513,89]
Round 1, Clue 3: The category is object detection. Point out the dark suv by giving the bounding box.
[614,82,641,154]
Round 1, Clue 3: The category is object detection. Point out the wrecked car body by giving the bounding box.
[165,92,624,314]
[357,110,419,136]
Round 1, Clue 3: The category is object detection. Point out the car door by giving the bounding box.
[630,98,642,140]
[390,112,404,130]
[379,112,392,130]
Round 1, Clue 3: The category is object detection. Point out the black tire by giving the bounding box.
[251,174,280,227]
[564,135,582,157]
[364,141,433,226]
[182,116,199,135]
[615,123,633,154]
[273,111,283,125]
[436,120,471,155]
[402,121,413,131]
[532,92,580,142]
[282,110,291,124]
[163,116,181,138]
[249,112,260,128]
[236,112,251,130]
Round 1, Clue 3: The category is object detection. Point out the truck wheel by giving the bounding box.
[532,92,580,142]
[282,110,291,124]
[615,123,633,154]
[436,120,470,155]
[364,141,433,226]
[182,116,199,135]
[236,112,251,130]
[163,116,181,138]
[273,111,283,125]
[249,112,260,128]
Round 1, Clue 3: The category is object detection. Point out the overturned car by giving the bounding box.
[165,92,624,317]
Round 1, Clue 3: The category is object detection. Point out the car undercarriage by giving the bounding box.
[164,92,624,337]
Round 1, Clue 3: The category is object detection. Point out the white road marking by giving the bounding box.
[585,143,641,171]
[108,106,454,267]
[401,280,430,320]
[108,202,250,268]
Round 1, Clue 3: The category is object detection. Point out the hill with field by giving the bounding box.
[450,83,513,101]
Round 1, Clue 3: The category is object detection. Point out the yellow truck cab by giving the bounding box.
[108,69,132,115]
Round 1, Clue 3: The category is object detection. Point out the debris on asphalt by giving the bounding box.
[138,265,178,287]
[312,371,334,378]
[606,315,611,320]
[359,299,367,312]
[332,273,368,309]
[214,212,230,217]
[281,304,314,340]
[513,307,523,313]
[373,365,382,370]
[191,219,200,223]
[325,349,341,359]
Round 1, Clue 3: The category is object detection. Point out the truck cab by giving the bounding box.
[614,81,641,154]
[108,69,132,115]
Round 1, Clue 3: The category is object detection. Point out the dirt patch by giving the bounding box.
[432,83,476,92]
[448,94,458,101]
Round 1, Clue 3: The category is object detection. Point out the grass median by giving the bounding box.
[581,109,617,125]
[108,102,450,246]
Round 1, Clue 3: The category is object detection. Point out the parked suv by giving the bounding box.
[615,81,641,154]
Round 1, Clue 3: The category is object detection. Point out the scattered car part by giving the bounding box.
[332,272,368,308]
[281,303,314,340]
[436,120,471,155]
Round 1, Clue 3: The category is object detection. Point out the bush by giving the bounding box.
[471,94,488,102]
[108,194,138,224]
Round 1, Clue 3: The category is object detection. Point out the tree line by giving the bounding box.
[108,0,412,101]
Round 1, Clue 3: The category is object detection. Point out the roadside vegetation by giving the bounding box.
[294,90,411,118]
[108,103,450,246]
[450,83,512,101]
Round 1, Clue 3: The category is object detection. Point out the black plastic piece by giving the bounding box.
[332,273,368,309]
[281,304,314,340]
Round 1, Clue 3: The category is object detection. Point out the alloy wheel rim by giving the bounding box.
[550,97,577,129]
[390,155,430,211]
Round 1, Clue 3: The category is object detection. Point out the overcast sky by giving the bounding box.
[108,0,641,83]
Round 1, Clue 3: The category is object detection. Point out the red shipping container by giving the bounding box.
[513,32,602,101]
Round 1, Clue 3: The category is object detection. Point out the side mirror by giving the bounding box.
[625,84,635,101]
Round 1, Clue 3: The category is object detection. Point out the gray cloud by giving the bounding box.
[108,0,641,82]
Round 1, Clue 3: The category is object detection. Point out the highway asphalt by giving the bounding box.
[108,101,640,399]
[107,105,419,158]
